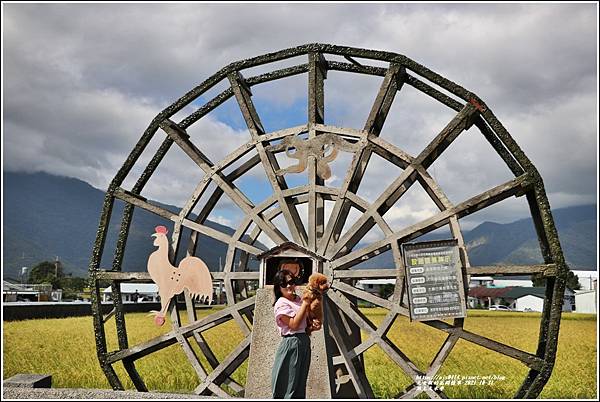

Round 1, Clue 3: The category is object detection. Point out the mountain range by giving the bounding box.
[3,171,597,279]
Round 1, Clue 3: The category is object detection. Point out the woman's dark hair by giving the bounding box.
[273,269,294,305]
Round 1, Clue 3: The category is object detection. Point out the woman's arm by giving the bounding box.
[278,300,310,331]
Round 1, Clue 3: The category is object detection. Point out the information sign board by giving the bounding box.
[402,239,467,321]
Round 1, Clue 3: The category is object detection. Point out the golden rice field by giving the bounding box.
[3,308,597,399]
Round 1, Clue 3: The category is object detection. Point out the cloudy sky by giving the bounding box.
[2,3,597,245]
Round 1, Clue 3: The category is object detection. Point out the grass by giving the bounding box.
[3,309,597,398]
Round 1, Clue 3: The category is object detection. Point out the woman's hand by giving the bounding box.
[311,319,322,331]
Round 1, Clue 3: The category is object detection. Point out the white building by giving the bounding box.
[3,281,62,302]
[513,294,545,312]
[507,287,575,312]
[355,279,396,296]
[469,286,575,312]
[572,270,598,291]
[492,278,533,287]
[102,283,159,303]
[574,289,597,314]
[469,277,494,288]
[102,282,227,304]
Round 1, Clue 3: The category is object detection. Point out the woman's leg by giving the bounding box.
[292,334,311,399]
[271,337,300,398]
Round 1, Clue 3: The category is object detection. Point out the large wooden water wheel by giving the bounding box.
[89,44,568,398]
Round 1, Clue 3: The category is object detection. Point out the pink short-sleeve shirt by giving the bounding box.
[274,296,307,336]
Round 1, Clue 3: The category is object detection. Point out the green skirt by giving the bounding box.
[271,333,311,399]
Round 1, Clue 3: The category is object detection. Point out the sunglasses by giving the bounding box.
[282,276,303,287]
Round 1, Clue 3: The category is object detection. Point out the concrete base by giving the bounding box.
[4,374,52,388]
[2,388,210,399]
[245,288,333,398]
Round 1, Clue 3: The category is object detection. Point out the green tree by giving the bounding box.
[379,283,395,300]
[28,260,64,289]
[531,270,581,290]
[60,276,88,299]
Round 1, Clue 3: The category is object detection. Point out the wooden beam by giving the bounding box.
[332,280,395,310]
[415,165,452,211]
[318,63,404,256]
[333,269,398,279]
[194,335,251,394]
[113,187,265,256]
[260,124,308,142]
[327,104,479,259]
[368,135,414,170]
[213,272,260,281]
[159,118,288,245]
[468,264,557,277]
[228,71,308,246]
[326,60,387,77]
[97,270,258,282]
[422,320,544,370]
[331,174,531,269]
[414,103,478,169]
[307,52,327,252]
[174,331,209,386]
[313,123,366,139]
[106,297,255,364]
[97,271,152,281]
[325,302,374,398]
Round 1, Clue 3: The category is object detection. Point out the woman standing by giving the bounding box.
[271,267,321,398]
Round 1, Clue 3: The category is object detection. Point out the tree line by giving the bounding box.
[25,260,109,299]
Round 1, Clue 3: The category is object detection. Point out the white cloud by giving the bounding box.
[3,3,596,238]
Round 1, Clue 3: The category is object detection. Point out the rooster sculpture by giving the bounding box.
[147,226,213,326]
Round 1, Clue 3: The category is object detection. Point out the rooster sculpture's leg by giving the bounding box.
[148,292,170,326]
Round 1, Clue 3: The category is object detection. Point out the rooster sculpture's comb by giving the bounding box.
[155,226,168,235]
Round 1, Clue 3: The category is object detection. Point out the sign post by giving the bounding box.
[402,239,467,321]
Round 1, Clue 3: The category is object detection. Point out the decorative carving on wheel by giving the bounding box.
[276,133,360,180]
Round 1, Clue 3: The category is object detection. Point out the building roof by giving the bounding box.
[3,281,53,293]
[574,289,597,296]
[256,242,325,261]
[502,287,547,299]
[3,281,27,292]
[468,286,513,298]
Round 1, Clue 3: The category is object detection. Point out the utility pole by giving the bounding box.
[55,256,60,279]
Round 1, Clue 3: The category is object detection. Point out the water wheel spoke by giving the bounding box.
[422,320,544,370]
[327,104,479,259]
[105,297,254,364]
[331,174,530,270]
[194,335,252,395]
[332,279,395,310]
[191,331,245,394]
[318,63,405,255]
[228,71,308,247]
[160,118,288,244]
[325,301,374,398]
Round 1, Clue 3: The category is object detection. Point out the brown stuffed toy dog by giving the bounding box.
[302,273,330,335]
